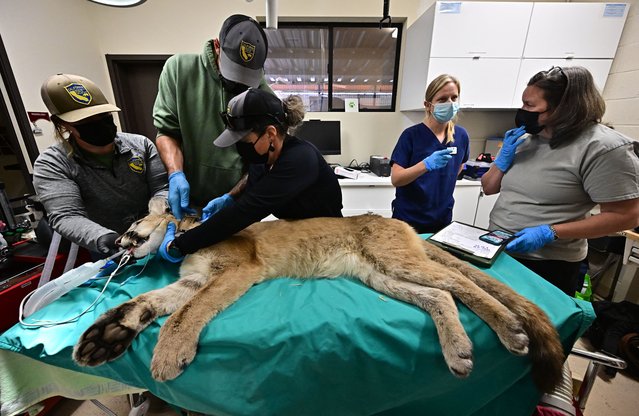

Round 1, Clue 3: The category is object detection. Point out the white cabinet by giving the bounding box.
[400,2,630,111]
[512,59,613,106]
[400,1,532,111]
[512,2,629,105]
[451,181,480,225]
[524,3,629,59]
[339,173,490,228]
[339,175,395,218]
[428,58,521,109]
[474,191,499,230]
[430,2,532,58]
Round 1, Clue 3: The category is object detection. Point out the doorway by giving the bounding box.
[0,34,37,223]
[106,55,171,140]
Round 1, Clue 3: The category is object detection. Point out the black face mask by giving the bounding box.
[236,137,270,165]
[220,75,249,96]
[515,109,545,135]
[74,114,117,146]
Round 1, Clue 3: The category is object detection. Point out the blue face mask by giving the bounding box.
[431,102,459,123]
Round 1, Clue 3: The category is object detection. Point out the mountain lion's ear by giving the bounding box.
[148,196,169,216]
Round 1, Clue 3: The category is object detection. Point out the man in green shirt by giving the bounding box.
[153,14,273,219]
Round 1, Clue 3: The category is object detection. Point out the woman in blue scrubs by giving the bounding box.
[390,74,470,233]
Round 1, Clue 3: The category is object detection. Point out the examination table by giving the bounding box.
[0,241,594,416]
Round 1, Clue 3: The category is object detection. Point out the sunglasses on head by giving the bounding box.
[219,112,284,131]
[546,66,567,80]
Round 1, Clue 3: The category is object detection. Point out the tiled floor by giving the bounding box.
[567,338,639,416]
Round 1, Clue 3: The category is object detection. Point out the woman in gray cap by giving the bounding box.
[158,88,343,262]
[33,73,168,257]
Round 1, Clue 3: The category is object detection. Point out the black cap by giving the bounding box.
[214,89,285,147]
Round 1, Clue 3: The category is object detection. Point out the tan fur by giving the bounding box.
[74,200,564,392]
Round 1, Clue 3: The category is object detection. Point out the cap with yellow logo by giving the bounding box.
[219,15,268,88]
[41,74,120,123]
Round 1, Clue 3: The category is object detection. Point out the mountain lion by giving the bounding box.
[73,198,564,392]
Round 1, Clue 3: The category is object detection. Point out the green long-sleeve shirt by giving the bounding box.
[153,40,272,207]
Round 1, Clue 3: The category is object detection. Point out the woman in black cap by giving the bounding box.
[159,88,343,262]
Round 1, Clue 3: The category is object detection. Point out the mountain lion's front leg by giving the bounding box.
[74,280,195,366]
[150,265,264,381]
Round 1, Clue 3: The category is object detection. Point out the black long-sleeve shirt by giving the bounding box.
[174,136,343,254]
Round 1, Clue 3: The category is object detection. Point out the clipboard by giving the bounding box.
[426,221,508,267]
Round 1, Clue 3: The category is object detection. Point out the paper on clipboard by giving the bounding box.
[430,222,501,259]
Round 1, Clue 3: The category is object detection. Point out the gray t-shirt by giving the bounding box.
[33,133,168,252]
[490,123,639,262]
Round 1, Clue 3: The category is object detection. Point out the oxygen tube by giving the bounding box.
[19,250,129,327]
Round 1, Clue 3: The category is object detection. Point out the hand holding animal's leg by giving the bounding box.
[150,266,262,381]
[382,279,474,377]
[74,280,201,366]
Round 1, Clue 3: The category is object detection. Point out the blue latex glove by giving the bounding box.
[201,193,234,222]
[494,126,527,172]
[423,149,453,172]
[506,224,555,254]
[158,222,184,263]
[168,171,196,220]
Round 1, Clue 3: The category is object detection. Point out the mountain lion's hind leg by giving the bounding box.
[384,258,529,357]
[380,278,474,377]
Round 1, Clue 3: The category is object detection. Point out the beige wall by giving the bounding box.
[600,0,639,139]
[0,0,636,165]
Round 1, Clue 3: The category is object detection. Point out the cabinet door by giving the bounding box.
[341,186,395,218]
[474,190,499,229]
[428,58,521,108]
[512,59,613,106]
[399,7,434,111]
[524,3,629,59]
[452,184,480,225]
[430,2,532,58]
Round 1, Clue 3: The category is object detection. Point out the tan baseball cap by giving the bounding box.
[41,74,120,123]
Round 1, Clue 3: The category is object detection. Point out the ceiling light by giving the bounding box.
[310,77,316,82]
[364,79,369,83]
[269,77,276,82]
[377,79,381,83]
[350,78,356,83]
[337,78,343,82]
[296,77,302,82]
[88,0,146,7]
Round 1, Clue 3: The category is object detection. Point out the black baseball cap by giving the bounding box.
[219,14,268,88]
[214,89,285,147]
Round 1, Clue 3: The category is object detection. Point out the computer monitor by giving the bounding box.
[293,120,341,156]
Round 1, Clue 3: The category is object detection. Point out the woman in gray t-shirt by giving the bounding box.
[481,66,639,295]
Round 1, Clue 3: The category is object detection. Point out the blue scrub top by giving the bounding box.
[390,123,469,231]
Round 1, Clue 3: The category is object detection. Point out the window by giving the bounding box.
[263,22,402,112]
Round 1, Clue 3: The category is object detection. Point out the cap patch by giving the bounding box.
[64,83,92,105]
[239,40,256,63]
[128,156,145,174]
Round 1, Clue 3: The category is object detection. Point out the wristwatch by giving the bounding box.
[549,225,559,240]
